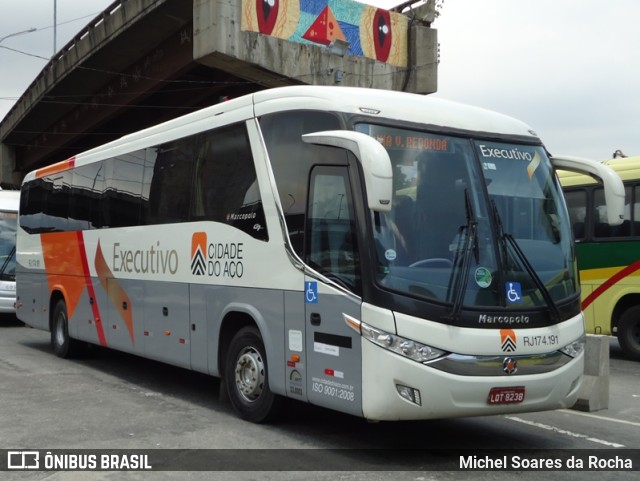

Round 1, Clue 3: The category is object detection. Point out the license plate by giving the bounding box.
[487,386,525,405]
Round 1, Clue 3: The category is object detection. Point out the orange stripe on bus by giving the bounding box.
[95,240,135,346]
[41,231,87,320]
[76,231,107,346]
[35,157,75,178]
[582,260,640,310]
[41,231,107,346]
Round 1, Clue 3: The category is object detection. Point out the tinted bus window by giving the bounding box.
[260,111,343,255]
[191,124,267,241]
[563,189,587,241]
[594,186,632,238]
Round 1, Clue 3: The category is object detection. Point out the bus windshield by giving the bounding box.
[357,124,578,312]
[0,211,17,281]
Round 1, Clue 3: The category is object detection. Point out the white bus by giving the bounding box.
[16,86,624,422]
[0,189,20,314]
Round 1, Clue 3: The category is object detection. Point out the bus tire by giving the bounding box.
[617,306,640,361]
[225,326,282,423]
[51,299,80,359]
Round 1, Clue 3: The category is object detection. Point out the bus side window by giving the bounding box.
[563,189,587,241]
[306,165,360,294]
[104,153,145,228]
[594,186,632,239]
[634,185,640,237]
[191,123,268,241]
[259,111,343,257]
[147,141,194,225]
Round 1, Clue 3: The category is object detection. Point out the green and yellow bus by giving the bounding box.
[559,156,640,360]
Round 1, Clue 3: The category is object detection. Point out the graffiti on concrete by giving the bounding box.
[241,0,409,66]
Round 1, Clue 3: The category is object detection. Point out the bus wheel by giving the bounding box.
[617,306,640,361]
[51,299,79,358]
[225,326,281,423]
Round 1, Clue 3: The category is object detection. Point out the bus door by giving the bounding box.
[303,166,363,417]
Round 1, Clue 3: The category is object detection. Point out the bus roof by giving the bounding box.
[558,156,640,187]
[252,86,540,139]
[24,86,541,183]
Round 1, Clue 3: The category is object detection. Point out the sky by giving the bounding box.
[1,0,639,161]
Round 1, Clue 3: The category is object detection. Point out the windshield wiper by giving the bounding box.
[445,189,478,322]
[491,201,561,323]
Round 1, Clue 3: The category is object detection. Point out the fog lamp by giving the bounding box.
[396,384,421,406]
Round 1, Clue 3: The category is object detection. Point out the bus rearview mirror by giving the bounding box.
[552,155,625,226]
[302,130,393,212]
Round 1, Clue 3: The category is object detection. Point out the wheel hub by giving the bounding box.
[234,347,265,402]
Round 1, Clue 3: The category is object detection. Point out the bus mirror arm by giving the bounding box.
[302,131,393,213]
[551,155,625,226]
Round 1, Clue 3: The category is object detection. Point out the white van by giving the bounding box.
[0,189,20,313]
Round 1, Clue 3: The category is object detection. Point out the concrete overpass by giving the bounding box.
[0,0,438,187]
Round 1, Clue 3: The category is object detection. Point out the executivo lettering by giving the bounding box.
[113,241,179,275]
[478,144,534,161]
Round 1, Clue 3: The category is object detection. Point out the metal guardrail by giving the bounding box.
[0,0,163,137]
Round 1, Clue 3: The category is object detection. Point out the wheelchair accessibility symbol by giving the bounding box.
[506,282,522,303]
[305,281,318,304]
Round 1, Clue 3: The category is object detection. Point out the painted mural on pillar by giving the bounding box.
[241,0,409,67]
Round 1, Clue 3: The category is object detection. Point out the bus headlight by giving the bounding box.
[360,323,447,363]
[560,335,586,358]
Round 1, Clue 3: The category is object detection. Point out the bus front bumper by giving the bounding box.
[360,340,583,421]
